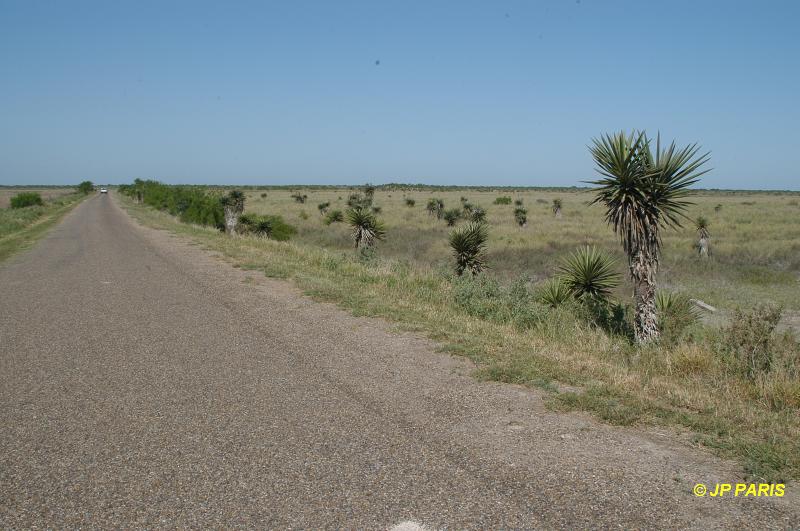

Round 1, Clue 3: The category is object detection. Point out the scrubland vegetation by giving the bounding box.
[117,135,800,480]
[0,188,86,261]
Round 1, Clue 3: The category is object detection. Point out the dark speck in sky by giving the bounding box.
[375,60,380,66]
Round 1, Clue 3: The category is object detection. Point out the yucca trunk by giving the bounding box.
[698,236,709,258]
[629,245,660,343]
[223,205,241,235]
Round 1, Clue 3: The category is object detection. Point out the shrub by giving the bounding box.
[719,304,783,378]
[442,208,461,226]
[118,180,225,230]
[449,222,488,275]
[536,278,571,308]
[404,198,416,207]
[77,181,94,194]
[513,206,527,227]
[451,274,550,330]
[655,291,701,344]
[426,198,445,218]
[238,213,297,241]
[469,206,487,223]
[260,192,268,198]
[291,192,308,204]
[514,198,524,207]
[559,246,619,301]
[493,196,512,205]
[10,192,44,209]
[317,202,330,214]
[324,209,344,225]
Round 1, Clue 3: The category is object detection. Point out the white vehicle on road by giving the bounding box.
[100,188,108,193]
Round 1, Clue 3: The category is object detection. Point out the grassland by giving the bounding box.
[120,186,799,482]
[0,190,86,262]
[0,187,76,209]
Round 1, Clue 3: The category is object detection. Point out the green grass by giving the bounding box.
[121,190,800,482]
[0,193,86,262]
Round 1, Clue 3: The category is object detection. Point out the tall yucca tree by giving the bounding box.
[220,190,245,235]
[588,131,710,343]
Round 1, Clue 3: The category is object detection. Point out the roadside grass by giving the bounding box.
[0,193,86,262]
[121,194,800,482]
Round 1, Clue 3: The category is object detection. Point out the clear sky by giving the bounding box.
[1,1,798,189]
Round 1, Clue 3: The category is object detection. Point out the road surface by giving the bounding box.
[1,194,797,528]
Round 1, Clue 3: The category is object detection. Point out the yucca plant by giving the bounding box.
[324,209,344,225]
[470,206,487,223]
[449,222,488,275]
[559,246,620,301]
[655,291,701,343]
[443,208,461,226]
[317,201,330,215]
[426,198,445,218]
[291,192,308,204]
[552,198,563,218]
[589,130,710,343]
[363,183,376,202]
[346,207,386,249]
[536,278,571,307]
[695,216,711,257]
[514,206,527,227]
[405,198,416,207]
[514,198,524,207]
[220,190,245,234]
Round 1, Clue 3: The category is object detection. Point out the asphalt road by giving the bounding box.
[1,194,797,528]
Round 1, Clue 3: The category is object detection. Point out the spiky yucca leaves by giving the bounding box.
[696,216,711,257]
[449,222,488,275]
[514,206,527,227]
[324,209,344,225]
[220,190,245,234]
[346,207,386,249]
[443,208,461,226]
[589,130,710,343]
[559,246,620,301]
[655,291,701,344]
[552,198,563,217]
[404,198,416,207]
[290,192,308,204]
[363,183,376,201]
[536,278,571,307]
[317,202,330,215]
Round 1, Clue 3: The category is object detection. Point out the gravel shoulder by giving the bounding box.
[1,193,797,528]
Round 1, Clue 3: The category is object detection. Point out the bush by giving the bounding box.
[260,192,268,198]
[238,213,297,241]
[77,181,94,194]
[656,291,701,345]
[404,198,416,207]
[118,179,225,230]
[324,210,344,225]
[442,208,461,226]
[719,304,783,378]
[514,207,527,227]
[493,196,512,205]
[10,192,44,208]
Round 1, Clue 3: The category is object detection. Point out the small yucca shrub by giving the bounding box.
[559,246,619,301]
[513,206,527,227]
[405,198,416,207]
[536,278,571,307]
[317,202,330,214]
[346,207,386,248]
[443,208,461,226]
[449,221,488,275]
[291,192,308,204]
[426,198,445,218]
[324,209,344,225]
[469,206,487,223]
[552,198,563,217]
[655,291,701,344]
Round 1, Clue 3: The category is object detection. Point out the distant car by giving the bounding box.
[100,188,108,193]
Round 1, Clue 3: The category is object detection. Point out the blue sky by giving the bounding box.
[1,1,798,189]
